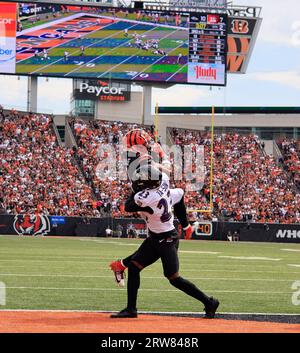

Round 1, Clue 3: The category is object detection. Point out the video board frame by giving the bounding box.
[0,1,228,86]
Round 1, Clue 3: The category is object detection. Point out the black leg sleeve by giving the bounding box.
[127,262,141,311]
[122,253,136,267]
[169,276,211,306]
[173,196,189,229]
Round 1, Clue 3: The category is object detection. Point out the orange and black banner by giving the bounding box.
[227,37,250,72]
[226,16,259,73]
[228,17,257,36]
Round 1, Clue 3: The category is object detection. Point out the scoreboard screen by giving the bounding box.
[188,13,227,85]
[0,1,227,86]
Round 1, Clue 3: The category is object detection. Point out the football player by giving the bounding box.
[123,128,194,238]
[110,164,219,319]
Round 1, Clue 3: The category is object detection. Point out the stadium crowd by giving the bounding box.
[1,109,299,224]
[277,139,300,190]
[0,109,98,216]
[171,128,300,224]
[70,118,154,218]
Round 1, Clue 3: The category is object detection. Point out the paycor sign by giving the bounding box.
[79,82,126,97]
[0,2,17,74]
[75,80,131,102]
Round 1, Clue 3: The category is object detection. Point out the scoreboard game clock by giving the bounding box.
[188,13,227,85]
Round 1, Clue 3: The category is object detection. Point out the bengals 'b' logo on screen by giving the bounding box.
[231,19,249,34]
[13,214,50,236]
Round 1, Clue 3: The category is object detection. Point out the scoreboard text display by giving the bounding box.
[194,222,213,237]
[188,13,227,85]
[0,1,227,86]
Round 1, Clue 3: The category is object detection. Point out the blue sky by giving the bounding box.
[0,0,299,114]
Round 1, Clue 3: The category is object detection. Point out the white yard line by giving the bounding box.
[179,250,220,255]
[0,258,288,266]
[166,63,187,81]
[281,249,300,252]
[97,28,181,79]
[218,256,282,261]
[16,13,102,62]
[1,264,299,274]
[28,20,124,74]
[130,36,186,80]
[66,25,158,77]
[0,273,296,282]
[0,259,106,264]
[2,286,294,294]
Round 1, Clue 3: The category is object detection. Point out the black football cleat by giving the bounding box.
[110,308,138,318]
[204,297,219,319]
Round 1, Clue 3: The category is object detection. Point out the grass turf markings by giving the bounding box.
[16,14,102,61]
[1,236,299,313]
[218,256,281,261]
[0,273,299,283]
[130,37,188,80]
[67,27,182,78]
[28,22,140,75]
[17,17,138,73]
[281,249,300,252]
[166,63,188,81]
[64,28,186,78]
[66,26,159,77]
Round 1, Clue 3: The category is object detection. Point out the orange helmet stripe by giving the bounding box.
[125,129,152,148]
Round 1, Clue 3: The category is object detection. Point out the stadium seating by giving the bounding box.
[69,118,154,218]
[1,111,299,224]
[170,128,300,224]
[0,110,97,216]
[277,139,300,190]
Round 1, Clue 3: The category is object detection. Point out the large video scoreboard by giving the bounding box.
[188,13,227,85]
[0,1,228,86]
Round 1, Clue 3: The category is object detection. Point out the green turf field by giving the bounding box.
[0,236,299,314]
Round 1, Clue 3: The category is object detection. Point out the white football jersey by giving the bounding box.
[134,173,184,234]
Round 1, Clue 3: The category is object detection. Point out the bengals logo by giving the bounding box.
[13,214,50,236]
[231,19,249,34]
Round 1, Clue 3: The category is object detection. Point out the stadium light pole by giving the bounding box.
[142,85,152,125]
[27,76,38,113]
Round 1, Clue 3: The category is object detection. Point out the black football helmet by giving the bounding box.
[131,164,162,193]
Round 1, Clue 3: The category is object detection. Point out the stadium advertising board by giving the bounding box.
[0,2,17,74]
[18,2,63,18]
[74,80,131,102]
[0,1,228,86]
[1,215,299,243]
[227,16,261,73]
